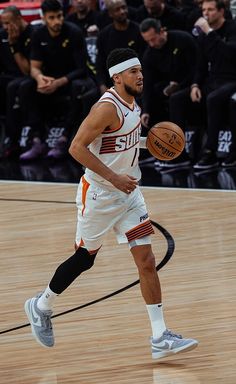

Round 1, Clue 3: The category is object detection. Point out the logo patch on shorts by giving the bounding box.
[93,193,97,200]
[140,213,148,222]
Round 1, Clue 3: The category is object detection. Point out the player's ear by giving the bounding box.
[113,74,121,84]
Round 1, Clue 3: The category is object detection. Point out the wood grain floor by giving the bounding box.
[0,181,235,384]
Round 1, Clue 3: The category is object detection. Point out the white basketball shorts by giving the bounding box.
[75,176,154,251]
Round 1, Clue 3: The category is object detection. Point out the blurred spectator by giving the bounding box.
[126,0,143,7]
[222,0,233,19]
[65,0,100,37]
[186,0,232,32]
[189,0,236,169]
[222,92,236,167]
[0,6,34,158]
[66,0,100,74]
[135,0,187,31]
[96,0,138,29]
[19,0,98,161]
[0,8,22,118]
[95,0,146,95]
[186,0,203,31]
[140,18,197,167]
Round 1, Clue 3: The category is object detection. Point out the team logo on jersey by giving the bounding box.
[99,125,140,154]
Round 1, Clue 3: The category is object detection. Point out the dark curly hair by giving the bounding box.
[41,0,62,14]
[106,48,138,72]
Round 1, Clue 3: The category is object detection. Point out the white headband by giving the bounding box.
[108,58,141,78]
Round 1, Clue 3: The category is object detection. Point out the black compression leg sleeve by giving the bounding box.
[49,247,97,294]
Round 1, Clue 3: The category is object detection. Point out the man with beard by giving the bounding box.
[0,6,34,158]
[19,0,97,161]
[25,47,198,360]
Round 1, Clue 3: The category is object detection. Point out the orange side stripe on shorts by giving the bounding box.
[126,220,154,242]
[75,239,85,250]
[81,176,90,216]
[88,246,102,255]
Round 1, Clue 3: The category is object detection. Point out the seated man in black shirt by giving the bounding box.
[65,0,100,78]
[0,6,34,157]
[135,0,187,31]
[19,0,98,161]
[65,0,100,37]
[140,18,197,168]
[170,0,236,169]
[192,0,236,169]
[95,0,146,95]
[95,0,138,30]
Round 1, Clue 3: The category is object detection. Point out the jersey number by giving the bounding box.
[131,148,138,166]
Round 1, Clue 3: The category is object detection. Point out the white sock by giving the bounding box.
[146,303,166,340]
[37,285,59,311]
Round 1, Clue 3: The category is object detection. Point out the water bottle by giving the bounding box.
[192,16,207,37]
[192,25,203,37]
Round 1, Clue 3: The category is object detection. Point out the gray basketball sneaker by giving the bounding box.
[24,294,54,347]
[151,329,198,359]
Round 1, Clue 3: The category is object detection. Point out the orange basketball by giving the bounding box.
[146,121,185,161]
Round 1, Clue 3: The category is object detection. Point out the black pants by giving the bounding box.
[145,81,170,127]
[5,76,29,145]
[169,87,206,128]
[228,92,236,153]
[0,74,19,116]
[206,82,236,151]
[169,82,236,152]
[18,77,98,140]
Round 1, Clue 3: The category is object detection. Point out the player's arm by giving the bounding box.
[69,102,138,193]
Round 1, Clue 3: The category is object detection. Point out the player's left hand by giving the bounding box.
[110,174,138,194]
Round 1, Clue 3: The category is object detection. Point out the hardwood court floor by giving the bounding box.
[0,182,235,384]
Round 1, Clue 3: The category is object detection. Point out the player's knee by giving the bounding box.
[75,247,97,271]
[134,250,156,273]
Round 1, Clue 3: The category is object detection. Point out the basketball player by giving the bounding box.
[24,48,198,359]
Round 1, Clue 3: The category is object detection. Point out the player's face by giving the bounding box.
[122,65,143,97]
[43,10,64,35]
[141,27,167,49]
[202,1,224,25]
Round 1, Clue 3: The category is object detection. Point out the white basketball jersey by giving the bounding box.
[85,88,142,187]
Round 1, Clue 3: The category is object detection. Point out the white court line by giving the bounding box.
[0,179,235,193]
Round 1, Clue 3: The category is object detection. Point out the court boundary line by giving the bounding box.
[0,179,235,193]
[0,221,174,335]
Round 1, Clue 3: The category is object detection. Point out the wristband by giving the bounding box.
[139,136,147,149]
[191,83,199,90]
